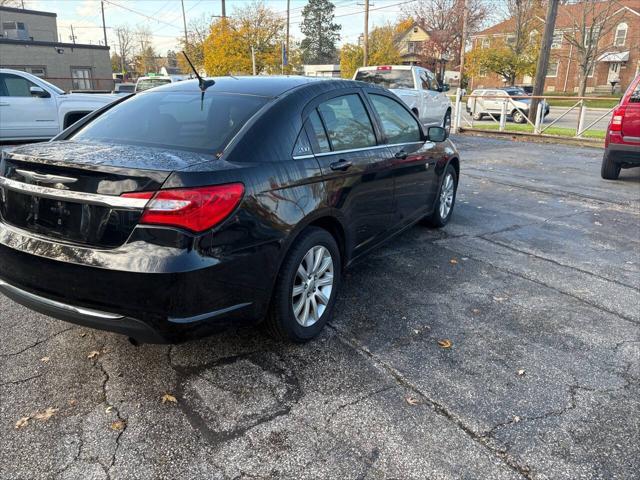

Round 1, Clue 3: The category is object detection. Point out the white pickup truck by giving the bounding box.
[354,65,452,131]
[0,68,120,142]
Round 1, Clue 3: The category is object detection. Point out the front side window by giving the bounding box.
[317,94,376,151]
[0,73,37,97]
[71,68,92,90]
[369,94,421,144]
[72,91,268,154]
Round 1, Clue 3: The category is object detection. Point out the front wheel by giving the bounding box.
[472,112,483,121]
[266,227,341,342]
[423,164,458,228]
[512,110,526,124]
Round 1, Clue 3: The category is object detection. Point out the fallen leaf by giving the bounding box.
[472,308,480,314]
[40,356,50,363]
[111,419,126,431]
[438,339,453,349]
[517,369,526,376]
[34,407,58,422]
[68,399,77,407]
[80,332,87,338]
[449,258,458,265]
[405,396,420,406]
[594,221,602,226]
[161,393,178,404]
[105,406,113,413]
[87,351,100,359]
[513,415,521,423]
[493,296,507,302]
[15,416,30,429]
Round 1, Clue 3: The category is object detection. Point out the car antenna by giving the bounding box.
[182,50,214,110]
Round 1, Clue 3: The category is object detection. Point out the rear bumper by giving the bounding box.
[606,142,640,165]
[0,223,279,343]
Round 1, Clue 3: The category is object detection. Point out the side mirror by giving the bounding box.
[30,86,50,98]
[440,84,450,92]
[427,126,448,142]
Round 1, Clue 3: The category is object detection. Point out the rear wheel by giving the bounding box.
[442,109,452,135]
[512,110,526,124]
[423,164,458,228]
[266,227,341,342]
[472,112,483,121]
[601,151,621,180]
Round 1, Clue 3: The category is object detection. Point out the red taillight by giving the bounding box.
[122,183,244,233]
[609,106,625,132]
[377,66,392,71]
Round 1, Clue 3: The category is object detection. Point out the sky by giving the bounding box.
[20,0,416,56]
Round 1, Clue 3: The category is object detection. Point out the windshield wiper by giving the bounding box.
[182,51,214,110]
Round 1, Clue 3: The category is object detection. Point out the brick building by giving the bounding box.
[0,5,113,91]
[470,0,639,94]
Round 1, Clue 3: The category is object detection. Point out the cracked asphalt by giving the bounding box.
[1,135,639,479]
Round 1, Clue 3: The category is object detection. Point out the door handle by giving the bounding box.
[0,103,9,107]
[394,149,408,160]
[330,159,352,171]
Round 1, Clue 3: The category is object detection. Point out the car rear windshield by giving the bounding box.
[355,69,414,89]
[135,78,172,92]
[72,91,269,154]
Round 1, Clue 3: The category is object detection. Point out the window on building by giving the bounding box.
[481,38,490,49]
[317,95,376,151]
[27,67,46,78]
[546,60,559,77]
[614,23,628,46]
[71,67,92,90]
[506,35,516,46]
[407,41,421,54]
[551,31,563,49]
[587,61,595,78]
[584,27,600,48]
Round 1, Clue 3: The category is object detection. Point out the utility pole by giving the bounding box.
[221,0,226,18]
[458,0,469,89]
[70,24,76,44]
[529,0,559,122]
[363,0,369,67]
[251,46,256,75]
[181,0,189,47]
[285,0,290,73]
[100,0,108,47]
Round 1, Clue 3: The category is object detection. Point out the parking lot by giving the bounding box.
[1,135,638,479]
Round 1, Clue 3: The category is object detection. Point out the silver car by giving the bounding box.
[466,87,549,124]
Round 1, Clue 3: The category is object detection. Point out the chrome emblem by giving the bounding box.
[15,169,78,189]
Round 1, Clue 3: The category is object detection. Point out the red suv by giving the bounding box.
[601,75,640,179]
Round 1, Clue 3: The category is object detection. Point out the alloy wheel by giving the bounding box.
[291,245,334,327]
[439,173,455,219]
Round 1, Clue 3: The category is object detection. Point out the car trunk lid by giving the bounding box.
[0,141,215,247]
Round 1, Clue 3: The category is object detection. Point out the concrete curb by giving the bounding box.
[457,128,604,149]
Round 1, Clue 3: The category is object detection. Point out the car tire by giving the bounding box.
[423,163,458,228]
[266,227,341,342]
[442,109,452,134]
[601,151,621,180]
[472,112,483,121]
[512,110,526,124]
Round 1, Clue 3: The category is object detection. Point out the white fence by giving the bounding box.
[450,90,618,139]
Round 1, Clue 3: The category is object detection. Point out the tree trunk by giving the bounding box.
[578,69,588,97]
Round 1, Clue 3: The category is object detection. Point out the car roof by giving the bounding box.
[144,75,360,98]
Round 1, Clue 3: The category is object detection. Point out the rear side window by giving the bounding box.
[307,110,330,153]
[369,94,421,144]
[72,91,268,154]
[317,94,376,151]
[629,82,640,103]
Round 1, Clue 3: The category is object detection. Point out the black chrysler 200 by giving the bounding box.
[0,77,460,343]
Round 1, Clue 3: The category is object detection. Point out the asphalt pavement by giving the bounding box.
[1,136,638,479]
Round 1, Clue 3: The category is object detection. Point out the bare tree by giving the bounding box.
[559,0,628,96]
[114,25,134,75]
[503,0,539,59]
[134,25,159,75]
[178,13,211,74]
[403,0,487,68]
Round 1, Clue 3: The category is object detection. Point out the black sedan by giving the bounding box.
[0,77,460,343]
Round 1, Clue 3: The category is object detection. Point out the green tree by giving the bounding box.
[340,23,402,79]
[466,39,538,86]
[300,0,341,64]
[110,53,122,73]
